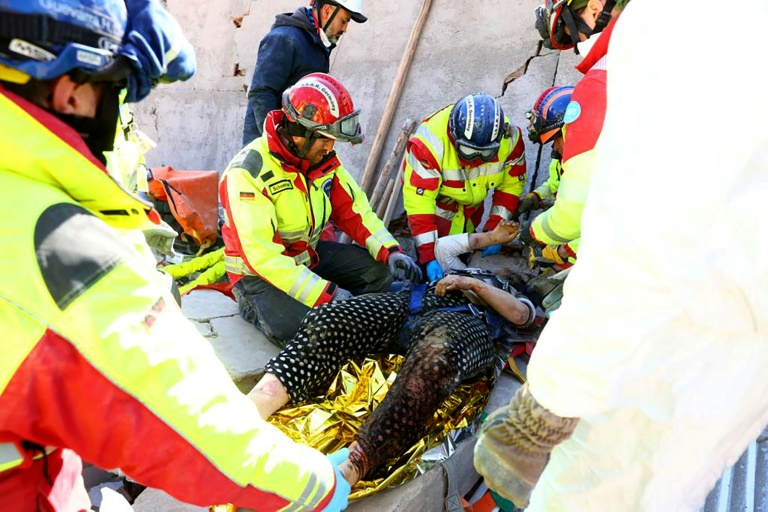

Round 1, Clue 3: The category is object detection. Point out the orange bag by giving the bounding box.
[148,166,219,250]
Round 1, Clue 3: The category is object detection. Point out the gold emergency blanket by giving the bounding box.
[268,354,492,500]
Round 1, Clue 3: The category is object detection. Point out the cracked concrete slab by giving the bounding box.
[181,289,239,321]
[208,315,279,381]
[181,290,278,382]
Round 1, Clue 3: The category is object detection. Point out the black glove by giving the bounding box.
[388,252,423,283]
[517,193,541,215]
[518,220,545,248]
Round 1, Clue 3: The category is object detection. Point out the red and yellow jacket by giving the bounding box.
[0,86,337,511]
[402,105,527,263]
[220,110,400,307]
[530,18,619,257]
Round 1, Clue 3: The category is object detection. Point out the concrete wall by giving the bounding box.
[134,0,585,200]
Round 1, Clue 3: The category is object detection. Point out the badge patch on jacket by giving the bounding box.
[240,191,255,200]
[322,179,333,197]
[269,179,294,195]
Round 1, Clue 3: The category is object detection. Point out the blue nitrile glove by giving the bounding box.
[388,252,423,282]
[321,448,351,512]
[481,244,502,257]
[426,260,444,282]
[120,0,197,102]
[332,288,353,302]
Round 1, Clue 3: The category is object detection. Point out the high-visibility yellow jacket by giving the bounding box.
[403,105,527,263]
[220,110,400,307]
[530,20,613,257]
[532,153,563,201]
[0,86,336,511]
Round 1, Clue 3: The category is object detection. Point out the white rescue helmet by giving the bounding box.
[320,0,367,23]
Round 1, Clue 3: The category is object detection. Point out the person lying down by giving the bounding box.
[249,254,534,487]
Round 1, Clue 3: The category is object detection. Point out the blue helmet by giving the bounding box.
[0,0,128,82]
[526,85,574,144]
[449,93,506,163]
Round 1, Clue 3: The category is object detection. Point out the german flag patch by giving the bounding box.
[240,191,256,200]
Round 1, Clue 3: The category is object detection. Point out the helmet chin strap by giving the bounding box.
[51,84,121,165]
[279,118,317,159]
[314,1,341,41]
[563,0,616,55]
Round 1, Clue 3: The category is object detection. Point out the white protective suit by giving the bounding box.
[526,1,768,510]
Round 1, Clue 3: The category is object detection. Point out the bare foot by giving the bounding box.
[490,220,520,245]
[247,373,289,419]
[339,441,370,486]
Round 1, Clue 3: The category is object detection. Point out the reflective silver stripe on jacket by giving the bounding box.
[406,151,442,181]
[489,205,514,221]
[365,228,397,256]
[278,229,309,244]
[435,204,456,222]
[467,161,505,179]
[442,168,466,182]
[278,472,330,512]
[413,230,438,247]
[288,269,322,304]
[224,254,255,276]
[415,124,444,162]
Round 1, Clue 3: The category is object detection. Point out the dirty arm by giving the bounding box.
[435,275,534,326]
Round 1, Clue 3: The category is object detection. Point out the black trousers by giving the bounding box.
[233,241,393,346]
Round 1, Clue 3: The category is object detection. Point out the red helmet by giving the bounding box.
[282,73,364,145]
[534,0,616,53]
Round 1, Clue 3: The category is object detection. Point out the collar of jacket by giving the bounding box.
[264,110,341,177]
[273,8,334,52]
[0,84,155,231]
[575,14,620,74]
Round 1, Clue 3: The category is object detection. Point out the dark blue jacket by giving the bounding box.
[242,8,332,145]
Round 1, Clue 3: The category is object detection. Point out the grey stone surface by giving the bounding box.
[191,320,214,338]
[208,315,279,381]
[181,290,239,321]
[132,489,207,512]
[181,290,276,382]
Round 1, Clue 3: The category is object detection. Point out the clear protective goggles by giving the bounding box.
[456,141,499,163]
[297,108,364,145]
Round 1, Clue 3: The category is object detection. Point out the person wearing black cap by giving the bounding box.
[242,0,367,145]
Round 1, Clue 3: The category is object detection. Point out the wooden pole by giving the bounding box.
[338,119,416,245]
[382,165,404,228]
[358,0,433,195]
[369,119,416,208]
[375,178,396,218]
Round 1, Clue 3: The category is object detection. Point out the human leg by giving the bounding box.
[313,241,393,294]
[232,276,310,347]
[341,310,495,484]
[249,291,410,418]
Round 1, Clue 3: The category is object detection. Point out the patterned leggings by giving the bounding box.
[265,285,495,476]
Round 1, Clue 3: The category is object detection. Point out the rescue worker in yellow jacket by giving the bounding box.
[520,0,626,261]
[0,1,350,510]
[518,85,576,269]
[403,93,527,281]
[220,72,421,345]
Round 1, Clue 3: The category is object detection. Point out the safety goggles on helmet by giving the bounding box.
[283,95,364,145]
[526,109,559,144]
[456,141,499,163]
[315,110,364,144]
